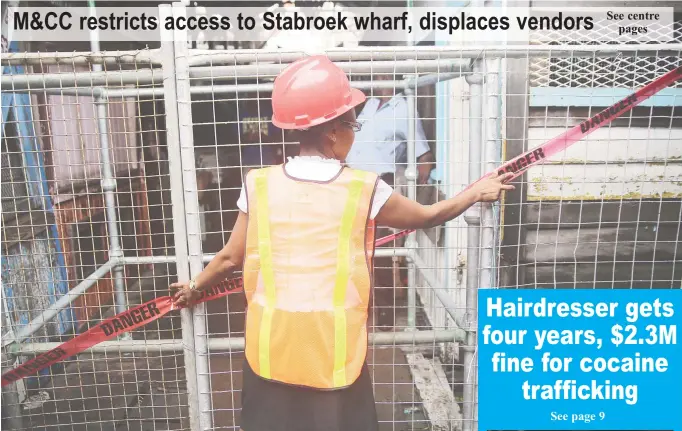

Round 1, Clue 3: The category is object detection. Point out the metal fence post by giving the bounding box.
[463,59,483,431]
[2,317,24,430]
[480,57,499,291]
[95,97,129,319]
[477,55,502,431]
[404,84,418,330]
[481,1,505,295]
[172,4,214,429]
[159,4,201,430]
[87,1,129,324]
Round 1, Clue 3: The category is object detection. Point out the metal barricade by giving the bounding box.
[1,11,680,429]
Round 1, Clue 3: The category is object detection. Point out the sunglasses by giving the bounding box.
[342,121,362,132]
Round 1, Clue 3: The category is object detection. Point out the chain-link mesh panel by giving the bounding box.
[498,42,681,292]
[529,14,682,88]
[1,50,191,430]
[182,49,466,431]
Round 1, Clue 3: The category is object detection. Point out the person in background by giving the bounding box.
[345,74,435,329]
[239,97,284,174]
[170,56,513,431]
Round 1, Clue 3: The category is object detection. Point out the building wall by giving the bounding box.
[1,49,75,343]
[22,64,153,324]
[497,0,682,289]
[520,106,682,288]
[40,65,139,203]
[526,125,682,200]
[514,11,682,286]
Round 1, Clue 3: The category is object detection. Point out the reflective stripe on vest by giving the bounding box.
[244,166,378,389]
[254,169,276,379]
[332,170,366,387]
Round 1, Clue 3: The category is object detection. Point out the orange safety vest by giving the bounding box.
[243,165,379,389]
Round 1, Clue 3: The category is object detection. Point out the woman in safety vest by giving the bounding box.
[170,55,514,431]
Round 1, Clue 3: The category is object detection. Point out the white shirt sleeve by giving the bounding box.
[236,179,393,220]
[236,185,248,213]
[370,179,393,220]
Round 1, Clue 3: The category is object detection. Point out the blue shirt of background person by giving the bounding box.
[345,75,435,185]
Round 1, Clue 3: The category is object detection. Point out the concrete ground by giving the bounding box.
[13,349,428,431]
[207,349,431,431]
[5,267,447,431]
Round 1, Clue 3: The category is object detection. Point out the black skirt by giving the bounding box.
[240,359,379,431]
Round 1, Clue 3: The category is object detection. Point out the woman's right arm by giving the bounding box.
[170,211,248,307]
[375,171,515,230]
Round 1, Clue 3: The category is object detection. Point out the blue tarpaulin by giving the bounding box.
[1,41,75,348]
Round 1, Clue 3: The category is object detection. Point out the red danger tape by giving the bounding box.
[1,278,244,387]
[374,228,413,246]
[0,228,394,387]
[2,66,680,388]
[494,65,682,181]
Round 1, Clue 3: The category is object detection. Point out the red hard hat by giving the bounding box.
[271,56,366,130]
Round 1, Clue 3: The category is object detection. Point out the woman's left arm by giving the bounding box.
[171,211,248,307]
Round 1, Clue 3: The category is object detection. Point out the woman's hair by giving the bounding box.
[296,122,331,149]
